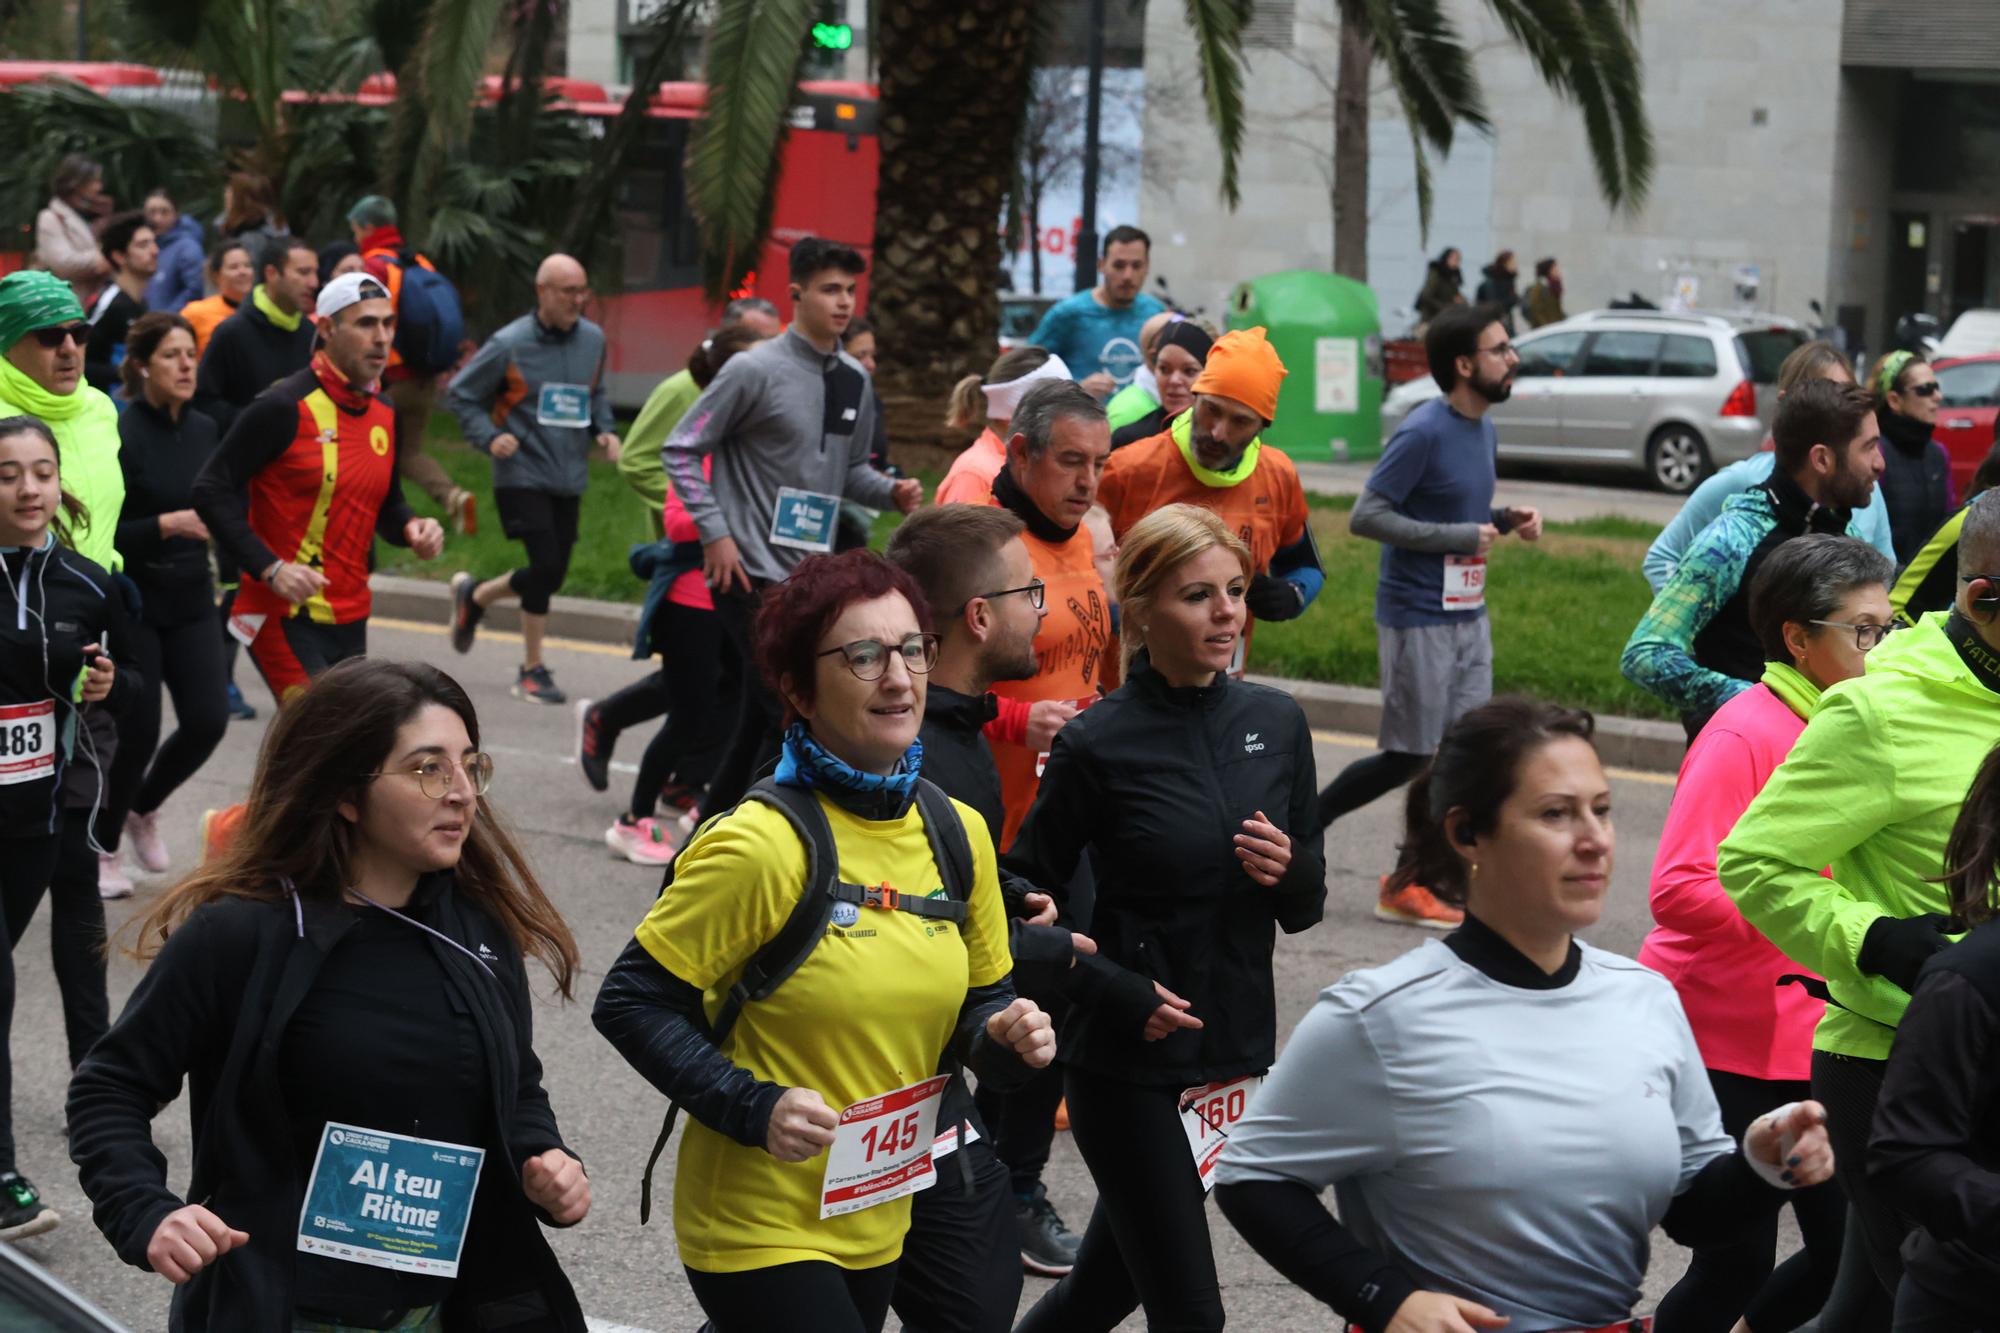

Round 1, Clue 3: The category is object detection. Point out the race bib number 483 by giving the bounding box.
[0,700,56,787]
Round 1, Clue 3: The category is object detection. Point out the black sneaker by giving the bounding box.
[0,1172,59,1240]
[449,571,483,654]
[576,699,614,791]
[514,663,567,705]
[1015,1183,1079,1277]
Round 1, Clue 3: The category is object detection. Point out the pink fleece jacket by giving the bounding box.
[1639,681,1825,1081]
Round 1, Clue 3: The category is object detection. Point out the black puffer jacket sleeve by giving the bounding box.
[1271,704,1327,934]
[592,937,786,1151]
[953,976,1037,1096]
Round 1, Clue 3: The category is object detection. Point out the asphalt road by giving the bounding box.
[1296,460,1686,527]
[9,616,1782,1331]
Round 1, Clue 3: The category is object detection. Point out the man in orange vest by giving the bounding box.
[1096,326,1321,677]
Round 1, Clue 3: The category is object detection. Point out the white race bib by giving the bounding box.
[820,1075,951,1218]
[535,382,593,429]
[226,610,267,647]
[929,1119,980,1162]
[1442,554,1487,611]
[0,700,56,787]
[769,487,841,554]
[1178,1076,1262,1192]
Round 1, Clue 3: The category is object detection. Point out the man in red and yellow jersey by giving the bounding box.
[1097,327,1322,675]
[194,272,446,704]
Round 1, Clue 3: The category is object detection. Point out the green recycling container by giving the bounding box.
[1226,271,1384,463]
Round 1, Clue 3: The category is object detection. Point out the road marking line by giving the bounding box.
[1309,728,1673,787]
[586,1319,661,1333]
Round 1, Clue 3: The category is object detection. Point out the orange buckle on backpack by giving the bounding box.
[863,883,905,912]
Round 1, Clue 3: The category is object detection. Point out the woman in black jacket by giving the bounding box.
[68,658,590,1331]
[1008,503,1325,1333]
[98,312,229,881]
[0,414,123,1240]
[1868,350,1952,564]
[1870,739,2000,1332]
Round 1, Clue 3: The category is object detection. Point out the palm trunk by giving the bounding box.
[869,0,1037,456]
[1331,16,1371,282]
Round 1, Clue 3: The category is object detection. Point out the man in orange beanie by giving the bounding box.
[1096,325,1321,675]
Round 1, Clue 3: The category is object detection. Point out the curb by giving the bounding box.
[371,574,1688,775]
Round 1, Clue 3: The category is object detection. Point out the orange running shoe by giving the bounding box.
[1053,1098,1070,1132]
[1375,876,1464,930]
[199,805,248,864]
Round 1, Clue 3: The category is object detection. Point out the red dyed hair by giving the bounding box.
[757,550,934,723]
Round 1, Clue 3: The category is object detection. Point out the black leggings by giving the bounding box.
[4,810,111,1071]
[1314,750,1428,831]
[1014,1067,1223,1333]
[99,614,230,847]
[497,488,580,616]
[1813,1051,1908,1298]
[686,1259,898,1333]
[696,585,782,823]
[1653,1069,1845,1333]
[1893,1275,1990,1333]
[895,1137,1021,1333]
[0,836,57,1175]
[629,604,738,819]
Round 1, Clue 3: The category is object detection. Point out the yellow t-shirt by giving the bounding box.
[635,789,1013,1274]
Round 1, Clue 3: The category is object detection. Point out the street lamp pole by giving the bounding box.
[1072,0,1105,294]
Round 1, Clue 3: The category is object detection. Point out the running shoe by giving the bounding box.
[449,571,483,654]
[604,815,676,866]
[1053,1098,1070,1132]
[0,1173,58,1240]
[576,700,612,792]
[97,853,134,900]
[660,785,703,840]
[447,487,478,537]
[513,663,567,705]
[225,680,256,721]
[1015,1183,1080,1277]
[125,809,170,874]
[199,805,247,864]
[1375,876,1464,930]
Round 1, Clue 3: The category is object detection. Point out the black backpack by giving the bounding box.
[638,775,975,1223]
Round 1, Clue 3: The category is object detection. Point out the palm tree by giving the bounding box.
[1329,0,1651,283]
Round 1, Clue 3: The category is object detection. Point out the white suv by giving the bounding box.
[1381,310,1808,493]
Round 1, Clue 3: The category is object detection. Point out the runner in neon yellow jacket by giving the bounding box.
[1718,603,2000,1061]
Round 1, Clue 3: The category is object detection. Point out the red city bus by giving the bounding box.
[1,61,880,407]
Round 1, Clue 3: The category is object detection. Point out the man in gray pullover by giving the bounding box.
[446,253,621,704]
[663,235,922,823]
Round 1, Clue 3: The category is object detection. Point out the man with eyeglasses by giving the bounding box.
[1722,487,2000,1307]
[1624,378,1884,739]
[1313,302,1540,929]
[446,253,622,706]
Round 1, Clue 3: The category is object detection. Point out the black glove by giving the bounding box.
[1245,572,1306,621]
[1858,913,1954,992]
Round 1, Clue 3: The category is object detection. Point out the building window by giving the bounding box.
[1244,0,1295,50]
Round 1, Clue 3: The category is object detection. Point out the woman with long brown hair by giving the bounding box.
[69,658,589,1332]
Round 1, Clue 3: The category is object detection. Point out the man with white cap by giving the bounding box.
[193,271,446,707]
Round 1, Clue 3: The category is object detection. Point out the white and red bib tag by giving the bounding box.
[1178,1076,1262,1192]
[819,1074,951,1218]
[1442,554,1487,611]
[0,700,56,787]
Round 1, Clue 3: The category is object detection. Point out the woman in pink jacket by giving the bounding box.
[1645,533,1895,1333]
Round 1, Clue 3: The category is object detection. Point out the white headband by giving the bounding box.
[980,354,1072,420]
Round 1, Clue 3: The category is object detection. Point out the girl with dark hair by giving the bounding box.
[1218,697,1836,1333]
[1870,739,2000,1332]
[595,549,1051,1333]
[0,414,122,1240]
[1414,248,1465,326]
[96,312,228,885]
[1868,350,1953,564]
[1644,533,1893,1333]
[219,170,287,242]
[68,658,590,1330]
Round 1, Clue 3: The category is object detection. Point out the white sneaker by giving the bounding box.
[97,853,134,900]
[125,810,170,874]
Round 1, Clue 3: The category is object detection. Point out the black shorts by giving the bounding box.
[494,488,582,546]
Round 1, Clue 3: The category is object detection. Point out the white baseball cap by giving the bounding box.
[315,271,393,320]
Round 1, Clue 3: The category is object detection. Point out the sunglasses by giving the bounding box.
[30,324,89,350]
[1904,381,1942,399]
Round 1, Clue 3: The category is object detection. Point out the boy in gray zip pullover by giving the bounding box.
[661,236,922,820]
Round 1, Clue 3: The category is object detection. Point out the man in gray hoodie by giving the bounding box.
[446,253,621,704]
[663,235,922,822]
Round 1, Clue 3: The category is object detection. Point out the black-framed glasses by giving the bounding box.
[31,324,89,350]
[1904,381,1942,398]
[1476,341,1519,361]
[957,578,1046,615]
[1809,620,1897,651]
[818,633,940,681]
[365,752,495,799]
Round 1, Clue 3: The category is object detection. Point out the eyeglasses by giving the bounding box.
[818,633,940,681]
[31,324,89,350]
[957,579,1046,615]
[1904,381,1942,399]
[365,752,495,799]
[1809,620,1897,651]
[1476,342,1519,362]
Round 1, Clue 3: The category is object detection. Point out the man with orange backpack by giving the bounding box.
[349,195,477,534]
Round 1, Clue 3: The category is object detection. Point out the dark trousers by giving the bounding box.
[687,1259,898,1333]
[496,488,581,615]
[1813,1051,1908,1296]
[1314,750,1427,832]
[894,1137,1022,1333]
[1894,1276,1991,1333]
[628,605,738,819]
[696,585,782,822]
[99,614,231,847]
[5,811,111,1071]
[0,836,58,1175]
[1653,1069,1845,1333]
[1014,1067,1224,1333]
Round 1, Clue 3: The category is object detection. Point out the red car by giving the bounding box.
[1935,353,2000,495]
